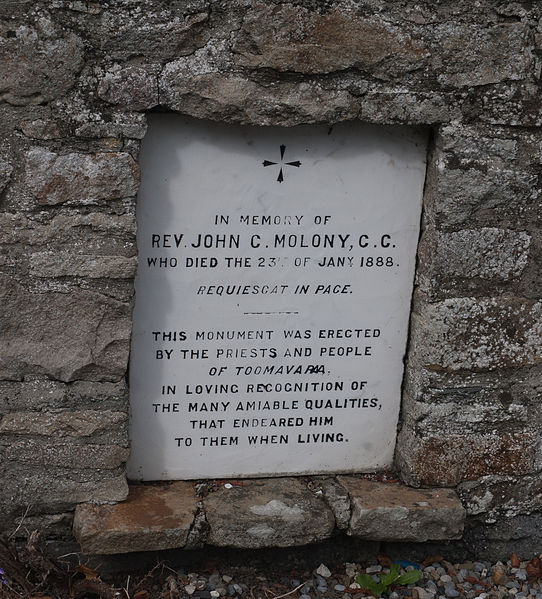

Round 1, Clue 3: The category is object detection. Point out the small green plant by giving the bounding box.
[356,564,422,597]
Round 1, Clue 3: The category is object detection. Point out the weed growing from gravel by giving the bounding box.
[356,563,422,597]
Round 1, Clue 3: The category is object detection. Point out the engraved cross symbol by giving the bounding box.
[262,144,302,183]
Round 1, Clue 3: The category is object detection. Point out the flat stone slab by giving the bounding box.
[204,478,335,548]
[73,481,198,554]
[338,476,465,542]
[73,477,466,554]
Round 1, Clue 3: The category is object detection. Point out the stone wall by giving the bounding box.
[1,0,541,556]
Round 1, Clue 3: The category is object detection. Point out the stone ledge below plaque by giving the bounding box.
[73,477,466,555]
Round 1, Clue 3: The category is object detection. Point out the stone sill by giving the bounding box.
[73,476,466,555]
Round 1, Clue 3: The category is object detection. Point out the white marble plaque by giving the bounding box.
[128,115,427,480]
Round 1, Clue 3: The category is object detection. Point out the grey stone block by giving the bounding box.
[434,22,532,87]
[159,70,359,125]
[427,166,540,229]
[396,428,538,487]
[30,252,137,279]
[0,464,128,517]
[91,9,210,61]
[410,297,542,372]
[0,212,136,248]
[438,124,518,164]
[0,379,128,413]
[0,410,126,437]
[358,91,459,125]
[5,440,129,470]
[74,113,147,140]
[233,5,427,76]
[0,16,84,105]
[204,478,335,548]
[458,475,542,520]
[24,149,139,206]
[0,274,131,382]
[431,228,531,282]
[20,118,63,140]
[337,477,465,542]
[73,482,199,554]
[98,65,160,111]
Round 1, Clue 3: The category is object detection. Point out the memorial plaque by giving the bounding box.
[127,115,427,480]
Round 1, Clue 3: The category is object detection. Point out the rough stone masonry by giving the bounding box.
[0,0,541,559]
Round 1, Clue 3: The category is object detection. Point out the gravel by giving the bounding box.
[160,555,542,599]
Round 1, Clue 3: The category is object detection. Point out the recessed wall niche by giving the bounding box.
[128,115,427,481]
